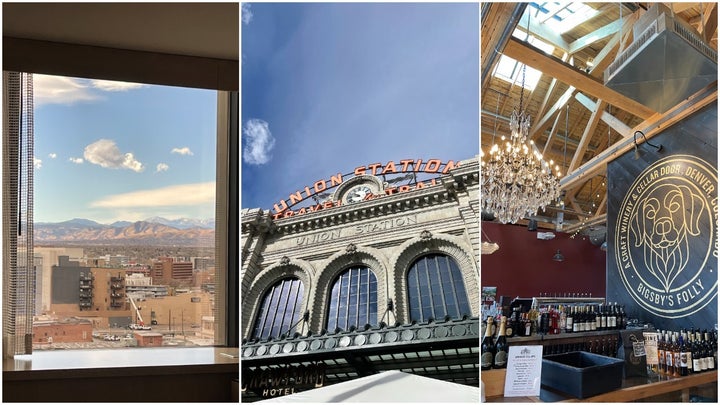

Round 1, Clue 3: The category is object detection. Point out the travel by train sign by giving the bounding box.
[270,159,460,219]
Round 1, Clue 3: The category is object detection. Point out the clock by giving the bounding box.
[344,185,373,204]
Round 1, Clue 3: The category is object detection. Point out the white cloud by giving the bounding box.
[69,157,84,164]
[242,3,253,24]
[156,163,169,173]
[34,157,42,169]
[33,75,145,106]
[91,80,145,92]
[90,182,215,208]
[171,147,194,156]
[243,119,275,165]
[33,75,99,106]
[84,139,144,172]
[48,153,57,159]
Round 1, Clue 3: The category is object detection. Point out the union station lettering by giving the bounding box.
[296,215,418,245]
[272,159,458,216]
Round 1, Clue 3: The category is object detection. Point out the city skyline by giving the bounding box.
[33,74,217,224]
[241,2,480,211]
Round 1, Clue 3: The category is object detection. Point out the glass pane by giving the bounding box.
[407,254,471,322]
[252,278,304,340]
[326,266,377,331]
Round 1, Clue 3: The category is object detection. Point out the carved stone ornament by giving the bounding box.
[280,256,291,266]
[420,230,433,241]
[346,243,358,255]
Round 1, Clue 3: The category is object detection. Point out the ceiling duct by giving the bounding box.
[605,3,717,114]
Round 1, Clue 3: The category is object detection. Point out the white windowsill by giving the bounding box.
[3,346,238,379]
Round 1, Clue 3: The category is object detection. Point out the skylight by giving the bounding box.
[493,29,555,91]
[529,2,599,34]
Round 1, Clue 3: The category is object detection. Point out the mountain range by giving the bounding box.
[34,217,215,247]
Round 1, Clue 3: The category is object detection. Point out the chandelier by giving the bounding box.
[481,64,561,224]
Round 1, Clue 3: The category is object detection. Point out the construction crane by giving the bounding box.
[128,296,151,330]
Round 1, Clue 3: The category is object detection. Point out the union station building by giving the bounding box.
[240,156,480,401]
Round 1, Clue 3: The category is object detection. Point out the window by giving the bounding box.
[252,278,304,340]
[21,75,220,351]
[407,254,470,322]
[529,2,599,34]
[327,266,378,332]
[493,29,555,91]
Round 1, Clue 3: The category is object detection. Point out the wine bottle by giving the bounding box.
[705,331,715,370]
[666,332,673,374]
[494,316,509,369]
[593,305,600,331]
[600,305,607,330]
[565,305,574,333]
[672,333,681,377]
[679,333,688,376]
[657,331,666,375]
[481,316,495,370]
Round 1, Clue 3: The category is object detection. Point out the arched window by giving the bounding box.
[252,278,304,340]
[407,254,470,322]
[327,266,377,332]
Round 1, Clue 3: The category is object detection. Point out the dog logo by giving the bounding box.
[630,184,703,292]
[614,155,717,318]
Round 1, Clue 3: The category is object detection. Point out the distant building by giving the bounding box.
[133,331,163,347]
[32,316,93,343]
[153,257,193,281]
[35,247,84,314]
[193,257,215,270]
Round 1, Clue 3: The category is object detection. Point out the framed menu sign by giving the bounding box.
[503,345,543,397]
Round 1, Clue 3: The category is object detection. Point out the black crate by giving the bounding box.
[541,351,624,399]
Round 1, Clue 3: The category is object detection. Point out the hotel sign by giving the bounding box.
[242,363,326,398]
[271,159,459,219]
[614,155,717,318]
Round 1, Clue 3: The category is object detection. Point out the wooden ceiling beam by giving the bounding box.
[666,3,697,13]
[539,2,570,24]
[560,82,718,191]
[517,12,570,52]
[481,3,525,93]
[569,99,606,173]
[536,52,569,120]
[569,20,623,55]
[503,36,655,119]
[563,214,607,234]
[702,3,718,43]
[542,110,563,157]
[574,92,632,136]
[529,86,575,141]
[588,10,639,79]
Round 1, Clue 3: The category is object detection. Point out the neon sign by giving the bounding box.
[270,159,459,219]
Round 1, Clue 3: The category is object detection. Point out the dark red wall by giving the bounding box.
[481,222,607,300]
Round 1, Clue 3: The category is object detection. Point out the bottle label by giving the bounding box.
[601,317,606,328]
[494,351,508,367]
[505,327,513,337]
[481,352,493,368]
[694,359,701,371]
[525,323,531,336]
[680,352,688,367]
[708,357,715,370]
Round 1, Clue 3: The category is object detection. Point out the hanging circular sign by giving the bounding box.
[615,155,718,318]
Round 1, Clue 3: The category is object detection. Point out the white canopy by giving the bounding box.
[256,370,480,403]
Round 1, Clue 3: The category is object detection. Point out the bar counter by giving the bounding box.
[482,368,717,402]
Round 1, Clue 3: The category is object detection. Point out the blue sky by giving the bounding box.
[241,2,479,211]
[33,75,217,224]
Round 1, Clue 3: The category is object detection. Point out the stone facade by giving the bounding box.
[241,157,480,339]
